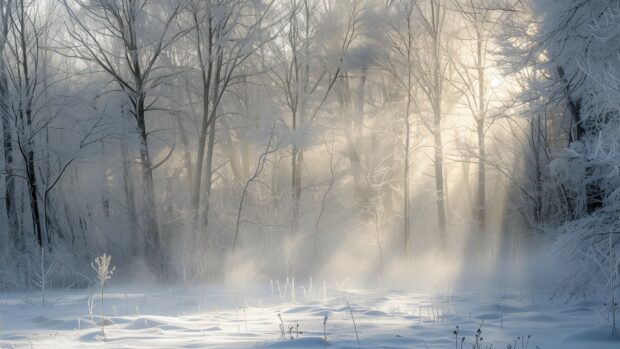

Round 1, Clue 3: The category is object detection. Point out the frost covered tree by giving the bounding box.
[376,0,422,256]
[268,0,361,236]
[499,0,620,302]
[415,0,450,240]
[92,254,115,337]
[0,0,15,265]
[0,0,16,252]
[2,0,49,250]
[449,0,513,235]
[61,0,189,276]
[2,0,618,295]
[186,0,277,252]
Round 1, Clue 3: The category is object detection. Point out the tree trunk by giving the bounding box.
[12,0,44,250]
[291,143,302,233]
[121,104,138,256]
[404,79,412,257]
[476,38,486,234]
[352,68,367,207]
[202,111,217,232]
[136,100,162,276]
[476,122,486,233]
[0,32,19,250]
[381,79,397,221]
[433,26,447,242]
[192,44,225,267]
[191,15,214,236]
[193,113,208,230]
[26,149,43,248]
[291,107,301,234]
[197,45,223,244]
[24,74,43,249]
[291,0,310,235]
[291,94,304,234]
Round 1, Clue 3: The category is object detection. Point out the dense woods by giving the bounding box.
[0,0,617,304]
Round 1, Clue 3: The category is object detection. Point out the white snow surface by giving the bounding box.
[0,283,618,348]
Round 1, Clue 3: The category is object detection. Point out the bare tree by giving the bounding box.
[232,121,279,253]
[312,134,342,256]
[0,0,19,253]
[450,0,514,235]
[187,0,278,247]
[415,0,449,241]
[268,0,360,235]
[61,0,189,276]
[2,0,54,249]
[379,0,423,256]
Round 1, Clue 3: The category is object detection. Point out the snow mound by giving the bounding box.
[263,337,326,348]
[126,317,166,330]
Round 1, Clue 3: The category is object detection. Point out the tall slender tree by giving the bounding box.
[61,0,188,276]
[379,0,422,256]
[416,0,449,241]
[450,0,510,234]
[0,0,19,252]
[3,0,48,249]
[186,0,277,261]
[269,0,360,235]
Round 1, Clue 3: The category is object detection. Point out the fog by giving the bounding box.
[0,0,617,311]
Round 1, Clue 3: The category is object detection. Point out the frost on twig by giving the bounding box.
[92,254,115,338]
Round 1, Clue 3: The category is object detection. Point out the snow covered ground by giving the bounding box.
[0,282,618,348]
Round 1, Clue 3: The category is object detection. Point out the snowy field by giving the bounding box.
[0,282,618,349]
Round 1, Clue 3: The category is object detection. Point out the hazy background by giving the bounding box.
[0,0,617,301]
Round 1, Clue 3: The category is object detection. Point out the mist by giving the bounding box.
[0,0,619,348]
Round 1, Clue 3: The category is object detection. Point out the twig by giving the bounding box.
[347,301,360,346]
[277,313,285,339]
[323,314,328,347]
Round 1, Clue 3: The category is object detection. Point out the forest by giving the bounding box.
[0,0,619,348]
